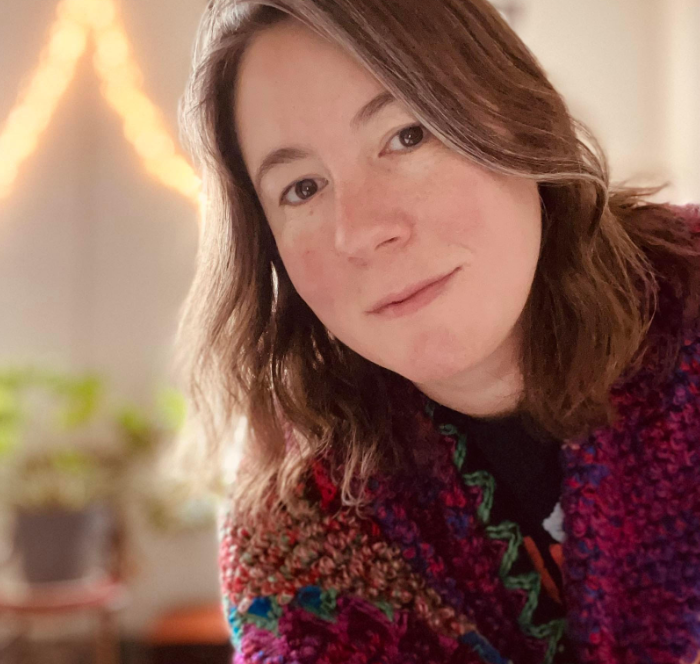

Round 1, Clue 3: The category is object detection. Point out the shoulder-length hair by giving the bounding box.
[175,0,700,523]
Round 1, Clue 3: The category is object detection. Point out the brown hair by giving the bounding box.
[175,0,700,523]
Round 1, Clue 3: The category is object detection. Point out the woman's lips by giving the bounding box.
[369,267,460,318]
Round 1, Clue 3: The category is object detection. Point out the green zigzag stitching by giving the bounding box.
[485,520,523,578]
[529,618,569,664]
[439,422,467,471]
[502,569,540,625]
[464,470,496,524]
[373,598,395,622]
[465,476,568,664]
[488,524,568,664]
[431,407,568,664]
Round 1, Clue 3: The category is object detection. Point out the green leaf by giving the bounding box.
[0,367,34,389]
[51,449,94,475]
[155,386,187,431]
[57,375,103,429]
[117,407,149,436]
[0,426,20,458]
[0,385,21,421]
[116,406,155,454]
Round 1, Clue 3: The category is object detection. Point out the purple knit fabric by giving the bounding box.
[219,204,700,664]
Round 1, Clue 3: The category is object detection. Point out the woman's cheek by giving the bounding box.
[283,247,341,314]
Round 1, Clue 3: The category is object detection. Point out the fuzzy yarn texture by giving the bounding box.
[219,204,700,664]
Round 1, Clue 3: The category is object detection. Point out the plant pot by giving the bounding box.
[13,503,113,584]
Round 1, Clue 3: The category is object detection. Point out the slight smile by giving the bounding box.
[369,267,461,318]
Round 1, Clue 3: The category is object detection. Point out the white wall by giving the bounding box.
[0,0,697,638]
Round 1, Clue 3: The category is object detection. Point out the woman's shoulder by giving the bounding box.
[218,455,400,605]
[217,456,471,657]
[218,460,374,612]
[673,201,700,216]
[668,201,700,231]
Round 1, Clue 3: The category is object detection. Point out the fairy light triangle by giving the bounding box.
[0,0,201,206]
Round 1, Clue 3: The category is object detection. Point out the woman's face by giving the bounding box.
[234,19,542,398]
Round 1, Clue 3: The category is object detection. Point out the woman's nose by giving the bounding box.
[332,181,413,262]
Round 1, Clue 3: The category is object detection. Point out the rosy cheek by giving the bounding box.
[282,247,339,314]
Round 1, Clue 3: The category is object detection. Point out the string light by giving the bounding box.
[0,13,88,197]
[0,0,201,205]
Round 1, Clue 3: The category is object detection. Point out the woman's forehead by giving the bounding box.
[239,25,383,109]
[234,21,395,169]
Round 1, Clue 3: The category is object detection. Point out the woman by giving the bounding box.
[176,0,700,662]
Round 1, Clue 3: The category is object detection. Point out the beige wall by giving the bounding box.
[664,0,700,202]
[0,0,697,637]
[517,0,699,202]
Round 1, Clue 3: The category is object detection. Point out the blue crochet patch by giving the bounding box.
[460,630,513,664]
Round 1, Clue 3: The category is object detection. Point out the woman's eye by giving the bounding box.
[280,177,327,206]
[386,124,427,152]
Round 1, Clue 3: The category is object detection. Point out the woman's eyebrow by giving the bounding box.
[350,90,397,130]
[255,147,312,191]
[254,91,398,191]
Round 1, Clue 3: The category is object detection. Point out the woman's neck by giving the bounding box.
[413,331,524,419]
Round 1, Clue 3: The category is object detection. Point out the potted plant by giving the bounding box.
[0,367,186,584]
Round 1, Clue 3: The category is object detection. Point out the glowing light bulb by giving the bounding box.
[95,27,130,68]
[48,21,88,61]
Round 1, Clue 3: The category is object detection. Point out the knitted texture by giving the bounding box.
[218,204,700,664]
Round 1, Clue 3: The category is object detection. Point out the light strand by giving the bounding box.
[0,0,201,205]
[90,1,201,202]
[0,7,88,198]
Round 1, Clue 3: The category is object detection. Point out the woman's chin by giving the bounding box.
[388,355,476,387]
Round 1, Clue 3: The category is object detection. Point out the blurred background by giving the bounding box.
[0,0,697,662]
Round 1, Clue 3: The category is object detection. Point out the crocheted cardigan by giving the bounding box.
[219,205,700,664]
